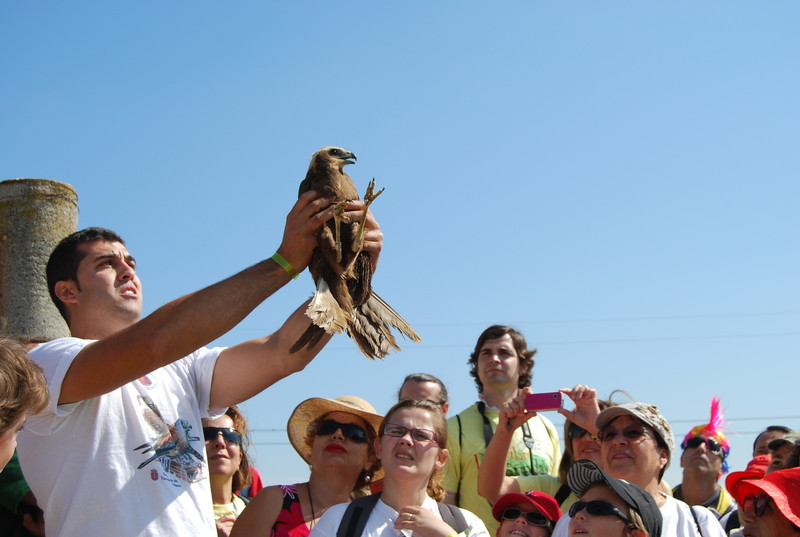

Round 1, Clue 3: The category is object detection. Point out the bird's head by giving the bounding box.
[312,146,357,171]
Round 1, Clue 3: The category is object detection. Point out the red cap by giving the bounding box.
[491,491,562,523]
[725,454,771,497]
[734,467,800,527]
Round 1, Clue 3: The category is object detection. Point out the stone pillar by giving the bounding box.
[0,179,78,341]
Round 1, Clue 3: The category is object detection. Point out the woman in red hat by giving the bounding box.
[491,491,561,537]
[734,467,800,537]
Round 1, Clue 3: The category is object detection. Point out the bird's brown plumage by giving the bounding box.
[289,146,421,359]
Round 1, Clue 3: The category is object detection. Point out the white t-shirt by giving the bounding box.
[309,495,489,537]
[551,492,727,537]
[17,337,224,537]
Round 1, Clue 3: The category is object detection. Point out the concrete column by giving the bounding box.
[0,178,78,340]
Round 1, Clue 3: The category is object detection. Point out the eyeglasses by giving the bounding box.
[743,494,772,517]
[683,436,722,454]
[203,427,243,445]
[598,424,651,443]
[568,423,598,441]
[383,423,439,445]
[569,500,632,524]
[501,507,550,527]
[316,419,369,443]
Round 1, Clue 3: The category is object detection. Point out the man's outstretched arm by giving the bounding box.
[57,191,338,405]
[208,201,383,409]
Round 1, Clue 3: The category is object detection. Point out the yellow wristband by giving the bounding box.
[271,252,299,279]
[447,532,459,537]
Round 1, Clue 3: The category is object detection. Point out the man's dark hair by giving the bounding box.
[468,325,535,394]
[46,227,125,324]
[398,373,449,405]
[753,425,792,454]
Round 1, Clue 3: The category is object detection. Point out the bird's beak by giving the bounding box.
[344,152,357,165]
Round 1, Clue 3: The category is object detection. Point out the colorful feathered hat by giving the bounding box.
[681,396,730,473]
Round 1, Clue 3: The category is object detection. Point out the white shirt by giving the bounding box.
[551,492,727,537]
[309,495,489,537]
[17,337,224,537]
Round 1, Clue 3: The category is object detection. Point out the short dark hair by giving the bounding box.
[398,373,449,405]
[753,425,791,453]
[46,227,125,323]
[468,325,535,394]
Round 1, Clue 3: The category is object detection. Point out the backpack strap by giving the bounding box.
[455,413,463,505]
[336,495,469,537]
[553,484,571,507]
[689,505,705,537]
[336,493,382,537]
[437,502,469,534]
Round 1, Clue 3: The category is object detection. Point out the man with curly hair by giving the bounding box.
[443,325,560,534]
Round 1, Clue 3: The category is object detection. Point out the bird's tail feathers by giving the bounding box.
[366,292,422,342]
[348,292,422,360]
[306,277,352,334]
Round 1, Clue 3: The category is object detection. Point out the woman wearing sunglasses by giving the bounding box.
[732,466,800,537]
[492,490,561,537]
[310,399,488,537]
[231,396,382,537]
[566,459,661,537]
[551,402,726,537]
[478,385,609,512]
[202,405,254,536]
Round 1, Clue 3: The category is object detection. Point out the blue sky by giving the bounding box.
[2,2,798,488]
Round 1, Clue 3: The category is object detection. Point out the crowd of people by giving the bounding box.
[1,192,799,537]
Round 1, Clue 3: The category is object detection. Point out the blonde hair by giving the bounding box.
[0,337,49,433]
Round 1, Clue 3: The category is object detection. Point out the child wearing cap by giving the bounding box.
[492,491,561,537]
[566,459,662,537]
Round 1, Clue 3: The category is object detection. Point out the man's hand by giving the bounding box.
[274,193,384,276]
[274,191,333,275]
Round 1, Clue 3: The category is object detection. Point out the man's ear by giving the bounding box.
[54,280,79,305]
[630,529,647,537]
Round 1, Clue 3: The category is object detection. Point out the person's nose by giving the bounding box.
[331,427,346,441]
[118,261,136,282]
[610,433,627,446]
[209,432,226,448]
[572,506,588,522]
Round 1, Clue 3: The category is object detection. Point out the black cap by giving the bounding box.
[567,459,662,537]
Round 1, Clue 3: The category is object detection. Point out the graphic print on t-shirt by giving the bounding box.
[133,395,206,485]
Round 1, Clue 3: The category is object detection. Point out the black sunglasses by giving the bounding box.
[683,436,722,453]
[597,424,651,443]
[501,507,550,527]
[569,500,632,524]
[567,423,597,440]
[743,494,771,517]
[203,427,243,445]
[316,419,368,443]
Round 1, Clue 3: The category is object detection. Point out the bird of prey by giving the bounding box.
[289,146,421,359]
